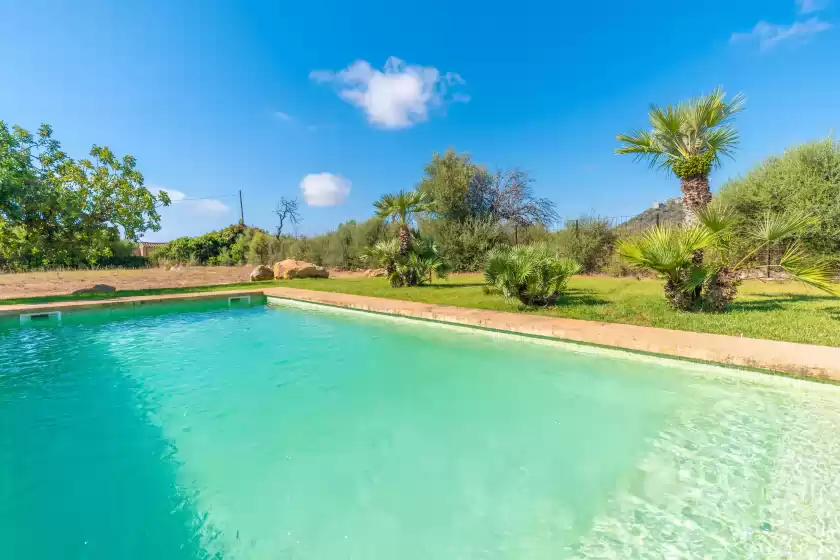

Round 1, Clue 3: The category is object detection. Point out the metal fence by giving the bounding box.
[553,214,683,236]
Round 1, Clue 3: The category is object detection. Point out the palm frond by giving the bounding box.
[704,127,739,164]
[617,86,745,173]
[694,203,736,234]
[615,131,668,170]
[683,265,717,293]
[777,242,836,294]
[617,224,716,285]
[751,211,816,243]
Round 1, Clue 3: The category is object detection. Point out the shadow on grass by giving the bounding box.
[749,291,838,302]
[732,292,839,312]
[555,289,610,307]
[424,282,486,289]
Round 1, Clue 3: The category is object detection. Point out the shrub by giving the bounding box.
[419,216,509,272]
[364,236,450,287]
[618,206,836,311]
[484,243,581,306]
[550,218,617,273]
[718,138,840,269]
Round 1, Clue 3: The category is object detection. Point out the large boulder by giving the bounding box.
[249,265,275,281]
[72,284,116,295]
[273,259,329,279]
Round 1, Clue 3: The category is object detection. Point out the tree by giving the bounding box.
[616,87,745,221]
[718,137,840,269]
[0,121,170,270]
[274,197,301,239]
[419,149,489,221]
[373,190,433,254]
[483,169,557,243]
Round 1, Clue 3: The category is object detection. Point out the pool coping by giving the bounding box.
[2,286,838,381]
[0,289,265,316]
[262,287,840,381]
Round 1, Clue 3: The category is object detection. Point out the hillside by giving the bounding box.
[620,198,685,233]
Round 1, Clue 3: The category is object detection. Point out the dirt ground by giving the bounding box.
[0,266,368,299]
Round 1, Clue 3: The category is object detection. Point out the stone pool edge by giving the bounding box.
[262,287,840,382]
[0,289,266,317]
[2,286,838,381]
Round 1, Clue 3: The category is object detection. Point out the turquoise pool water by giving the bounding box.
[1,300,839,559]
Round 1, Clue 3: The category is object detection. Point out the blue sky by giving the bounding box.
[1,0,838,241]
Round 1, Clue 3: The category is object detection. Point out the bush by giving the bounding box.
[419,216,509,272]
[150,224,262,266]
[549,218,617,274]
[365,236,450,287]
[484,243,581,306]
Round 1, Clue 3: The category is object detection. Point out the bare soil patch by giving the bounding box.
[0,266,366,299]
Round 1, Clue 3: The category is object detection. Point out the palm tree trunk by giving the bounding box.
[680,174,712,225]
[398,225,410,255]
[680,174,712,301]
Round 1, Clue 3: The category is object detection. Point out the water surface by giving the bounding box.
[1,301,838,558]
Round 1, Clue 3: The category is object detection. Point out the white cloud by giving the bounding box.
[309,56,467,129]
[273,110,293,121]
[731,17,832,50]
[147,185,230,215]
[797,0,829,14]
[299,173,351,207]
[142,186,233,241]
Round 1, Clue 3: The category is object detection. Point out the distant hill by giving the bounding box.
[620,198,685,233]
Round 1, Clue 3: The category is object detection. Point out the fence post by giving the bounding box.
[656,213,660,227]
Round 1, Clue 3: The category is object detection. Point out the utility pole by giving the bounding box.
[238,189,244,225]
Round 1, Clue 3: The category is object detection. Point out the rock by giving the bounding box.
[365,268,386,278]
[272,259,329,279]
[249,265,275,281]
[72,284,116,295]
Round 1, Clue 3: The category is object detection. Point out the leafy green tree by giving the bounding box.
[616,87,745,220]
[419,149,488,221]
[0,121,170,269]
[718,138,840,267]
[373,190,433,254]
[419,215,508,272]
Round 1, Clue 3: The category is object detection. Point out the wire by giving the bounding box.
[170,194,239,202]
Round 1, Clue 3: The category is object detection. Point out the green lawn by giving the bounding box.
[2,274,838,347]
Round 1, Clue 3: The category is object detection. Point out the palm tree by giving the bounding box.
[364,238,401,287]
[617,206,836,311]
[616,86,745,222]
[373,190,433,254]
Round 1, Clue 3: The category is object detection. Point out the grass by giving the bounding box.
[2,274,838,347]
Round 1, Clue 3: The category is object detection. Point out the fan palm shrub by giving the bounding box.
[364,235,450,287]
[484,243,581,306]
[618,205,836,311]
[374,190,434,255]
[402,237,451,286]
[616,87,745,221]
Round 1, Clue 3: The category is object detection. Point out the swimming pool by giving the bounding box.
[1,299,838,558]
